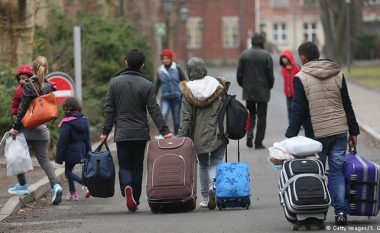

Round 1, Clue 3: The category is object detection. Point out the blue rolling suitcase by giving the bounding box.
[215,141,251,210]
[344,148,380,216]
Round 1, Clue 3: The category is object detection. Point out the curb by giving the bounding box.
[0,134,114,222]
[357,119,380,144]
[0,167,65,222]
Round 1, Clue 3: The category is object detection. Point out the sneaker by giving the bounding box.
[200,197,208,208]
[246,139,253,148]
[65,192,79,201]
[124,186,137,212]
[83,186,91,198]
[207,188,216,210]
[51,183,63,205]
[8,183,28,195]
[335,212,347,226]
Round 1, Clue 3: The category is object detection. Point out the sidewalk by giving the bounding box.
[0,136,106,222]
[346,79,380,143]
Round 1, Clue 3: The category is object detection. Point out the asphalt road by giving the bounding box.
[1,66,380,233]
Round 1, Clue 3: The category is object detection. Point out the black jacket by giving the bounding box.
[13,77,55,130]
[236,46,274,102]
[102,69,170,141]
[285,76,360,138]
[55,112,91,165]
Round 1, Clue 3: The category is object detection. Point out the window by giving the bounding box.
[222,16,240,48]
[271,0,288,8]
[273,23,287,43]
[186,17,203,49]
[303,22,317,42]
[303,0,318,8]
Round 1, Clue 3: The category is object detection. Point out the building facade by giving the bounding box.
[176,0,255,65]
[257,0,324,54]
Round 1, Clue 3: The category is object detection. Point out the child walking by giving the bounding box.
[55,97,91,200]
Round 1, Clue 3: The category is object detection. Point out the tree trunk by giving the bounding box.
[319,0,363,65]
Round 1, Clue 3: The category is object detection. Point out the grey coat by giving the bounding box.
[236,46,274,102]
[102,70,170,141]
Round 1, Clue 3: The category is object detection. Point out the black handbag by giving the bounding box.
[82,141,115,198]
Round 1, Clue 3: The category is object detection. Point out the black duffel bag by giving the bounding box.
[82,141,115,198]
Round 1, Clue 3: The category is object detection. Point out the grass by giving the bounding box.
[343,65,380,91]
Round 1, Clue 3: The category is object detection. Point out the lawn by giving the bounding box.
[343,65,380,91]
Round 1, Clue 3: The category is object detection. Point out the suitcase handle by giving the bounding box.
[348,146,357,155]
[225,139,240,162]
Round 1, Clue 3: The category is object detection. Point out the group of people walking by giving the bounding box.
[7,33,359,226]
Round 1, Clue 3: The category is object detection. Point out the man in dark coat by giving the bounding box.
[237,33,274,149]
[100,49,172,212]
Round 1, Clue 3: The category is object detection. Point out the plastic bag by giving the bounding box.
[0,132,8,157]
[274,136,322,156]
[4,133,33,176]
[267,146,294,170]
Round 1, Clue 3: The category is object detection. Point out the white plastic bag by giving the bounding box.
[0,132,8,157]
[4,133,33,176]
[274,136,322,156]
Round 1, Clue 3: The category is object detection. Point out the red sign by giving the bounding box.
[46,72,75,104]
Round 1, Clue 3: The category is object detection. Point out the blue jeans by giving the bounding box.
[116,141,147,205]
[65,163,84,193]
[160,96,181,135]
[198,145,225,198]
[317,133,347,215]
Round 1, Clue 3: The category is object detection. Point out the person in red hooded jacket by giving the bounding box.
[10,65,33,118]
[279,50,300,123]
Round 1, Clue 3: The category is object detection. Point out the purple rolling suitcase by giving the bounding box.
[344,149,380,216]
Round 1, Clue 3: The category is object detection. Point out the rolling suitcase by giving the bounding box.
[215,141,251,210]
[146,137,197,213]
[279,159,330,230]
[344,148,380,216]
[82,142,115,198]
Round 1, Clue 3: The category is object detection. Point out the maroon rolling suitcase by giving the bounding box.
[146,137,197,213]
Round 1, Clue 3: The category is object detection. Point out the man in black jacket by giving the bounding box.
[237,33,274,149]
[100,49,172,212]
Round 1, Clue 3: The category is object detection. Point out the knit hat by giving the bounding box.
[186,57,207,80]
[15,64,33,81]
[160,49,174,60]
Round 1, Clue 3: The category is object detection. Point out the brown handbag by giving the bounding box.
[21,81,58,129]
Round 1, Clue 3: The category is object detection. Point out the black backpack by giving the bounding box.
[217,93,250,140]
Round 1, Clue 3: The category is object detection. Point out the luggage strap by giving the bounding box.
[280,173,326,195]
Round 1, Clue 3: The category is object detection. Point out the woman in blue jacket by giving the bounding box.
[56,97,91,201]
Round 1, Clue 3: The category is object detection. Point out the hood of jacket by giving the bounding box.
[180,76,227,108]
[186,57,208,81]
[300,59,341,80]
[280,50,297,67]
[58,112,88,133]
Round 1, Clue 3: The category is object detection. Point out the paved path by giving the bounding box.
[0,66,379,233]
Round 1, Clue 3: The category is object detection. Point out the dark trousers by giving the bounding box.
[286,96,293,124]
[65,162,84,193]
[246,101,267,146]
[116,141,147,205]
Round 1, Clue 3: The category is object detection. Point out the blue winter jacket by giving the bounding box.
[55,112,91,164]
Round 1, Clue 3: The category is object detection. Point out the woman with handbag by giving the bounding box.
[8,56,63,205]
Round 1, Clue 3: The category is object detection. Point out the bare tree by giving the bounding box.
[319,0,363,65]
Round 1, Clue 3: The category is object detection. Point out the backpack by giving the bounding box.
[217,92,250,140]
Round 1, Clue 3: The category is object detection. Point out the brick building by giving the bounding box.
[175,0,255,65]
[257,0,325,54]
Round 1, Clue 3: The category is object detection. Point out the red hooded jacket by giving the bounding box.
[280,50,300,97]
